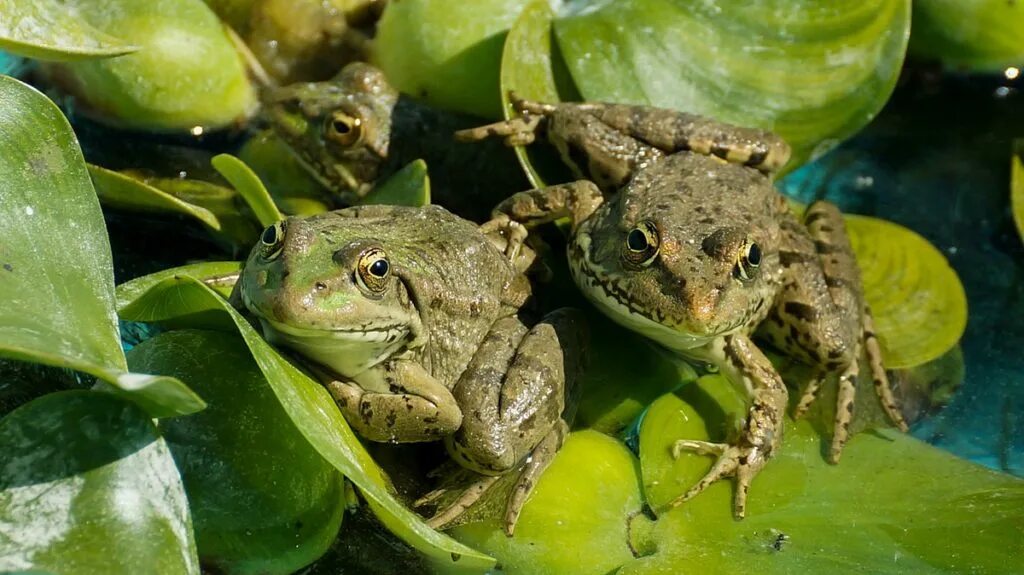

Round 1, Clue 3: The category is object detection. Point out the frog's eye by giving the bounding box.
[325,112,363,146]
[259,221,286,261]
[356,248,390,293]
[733,242,762,281]
[623,220,660,266]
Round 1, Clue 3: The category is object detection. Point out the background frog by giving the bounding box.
[233,204,587,534]
[459,97,908,519]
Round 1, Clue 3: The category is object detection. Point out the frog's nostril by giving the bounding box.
[315,281,328,291]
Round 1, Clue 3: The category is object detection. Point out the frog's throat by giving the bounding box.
[569,232,719,352]
[280,136,365,197]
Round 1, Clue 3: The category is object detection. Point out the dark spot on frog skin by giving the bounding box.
[385,411,397,428]
[2,263,11,272]
[783,301,818,323]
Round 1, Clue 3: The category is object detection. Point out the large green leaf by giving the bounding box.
[1012,142,1024,244]
[0,391,200,574]
[0,0,138,60]
[0,75,203,418]
[553,0,911,170]
[117,276,496,572]
[130,330,346,575]
[910,0,1024,71]
[360,159,432,207]
[212,154,284,227]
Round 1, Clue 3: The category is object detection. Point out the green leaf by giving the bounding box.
[236,130,332,216]
[632,382,1024,574]
[130,330,346,574]
[0,0,139,61]
[212,154,284,227]
[1012,141,1024,244]
[360,159,431,207]
[0,76,203,418]
[0,391,200,574]
[117,275,496,571]
[88,164,222,230]
[910,0,1024,71]
[552,0,911,170]
[116,261,242,309]
[38,0,257,132]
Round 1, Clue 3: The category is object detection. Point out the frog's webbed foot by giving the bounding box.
[667,438,770,519]
[480,213,529,263]
[454,114,545,146]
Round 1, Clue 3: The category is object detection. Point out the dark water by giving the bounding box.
[778,67,1024,476]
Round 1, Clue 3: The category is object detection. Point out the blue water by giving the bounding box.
[778,71,1024,476]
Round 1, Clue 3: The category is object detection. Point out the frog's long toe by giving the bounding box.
[503,420,568,536]
[423,474,501,531]
[509,92,557,116]
[668,439,764,520]
[453,115,543,146]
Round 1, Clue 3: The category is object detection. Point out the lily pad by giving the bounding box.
[212,154,284,227]
[360,159,431,207]
[0,0,138,61]
[116,275,496,572]
[0,75,203,418]
[845,213,967,369]
[631,383,1024,574]
[39,0,257,132]
[1012,142,1024,244]
[0,391,200,574]
[909,0,1024,71]
[130,330,346,575]
[553,0,911,169]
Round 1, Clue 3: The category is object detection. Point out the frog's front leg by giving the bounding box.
[323,358,462,443]
[667,334,788,519]
[428,308,588,535]
[491,180,605,233]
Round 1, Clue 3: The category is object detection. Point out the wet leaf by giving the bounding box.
[1012,142,1024,244]
[910,0,1024,71]
[360,159,431,207]
[443,431,643,575]
[117,276,496,571]
[39,0,257,132]
[236,130,331,216]
[130,331,346,574]
[845,214,967,369]
[0,391,199,574]
[553,0,911,170]
[632,382,1024,574]
[0,76,203,418]
[115,261,242,309]
[212,154,284,226]
[88,164,222,230]
[0,0,139,61]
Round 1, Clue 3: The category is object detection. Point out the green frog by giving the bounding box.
[457,97,908,518]
[233,203,587,534]
[262,63,530,220]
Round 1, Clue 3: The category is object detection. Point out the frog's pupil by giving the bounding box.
[261,225,277,245]
[747,243,761,267]
[370,259,389,277]
[627,229,649,251]
[332,120,350,134]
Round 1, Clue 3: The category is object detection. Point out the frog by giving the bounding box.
[233,203,587,535]
[261,62,530,220]
[456,96,909,518]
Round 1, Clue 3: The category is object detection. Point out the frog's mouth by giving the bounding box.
[569,233,721,352]
[260,317,409,343]
[258,318,410,377]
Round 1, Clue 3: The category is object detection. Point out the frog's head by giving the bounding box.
[570,153,780,351]
[263,62,398,198]
[239,211,423,377]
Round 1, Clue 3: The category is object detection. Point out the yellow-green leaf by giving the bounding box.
[1012,141,1024,243]
[360,159,431,207]
[0,0,139,60]
[212,153,284,226]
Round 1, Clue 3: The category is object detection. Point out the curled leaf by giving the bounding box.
[212,153,284,226]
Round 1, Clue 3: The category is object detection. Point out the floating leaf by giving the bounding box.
[212,154,284,226]
[552,0,911,170]
[117,276,496,571]
[909,0,1024,71]
[39,0,257,132]
[630,382,1024,574]
[846,214,967,369]
[131,331,346,574]
[0,0,139,61]
[360,159,431,207]
[0,76,203,418]
[0,391,200,574]
[1012,142,1024,244]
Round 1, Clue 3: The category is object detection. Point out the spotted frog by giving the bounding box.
[262,63,529,219]
[458,98,908,518]
[234,203,586,534]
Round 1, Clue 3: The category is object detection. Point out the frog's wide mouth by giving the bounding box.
[260,317,409,344]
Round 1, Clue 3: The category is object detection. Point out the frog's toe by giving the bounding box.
[423,474,501,532]
[509,92,556,115]
[671,438,726,458]
[667,441,764,520]
[792,374,825,420]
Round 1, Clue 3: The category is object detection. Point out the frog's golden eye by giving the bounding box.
[356,248,390,293]
[259,221,286,261]
[623,220,660,266]
[733,242,762,281]
[325,112,363,146]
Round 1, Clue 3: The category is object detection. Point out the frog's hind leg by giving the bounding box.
[863,307,909,432]
[430,308,588,535]
[453,114,545,146]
